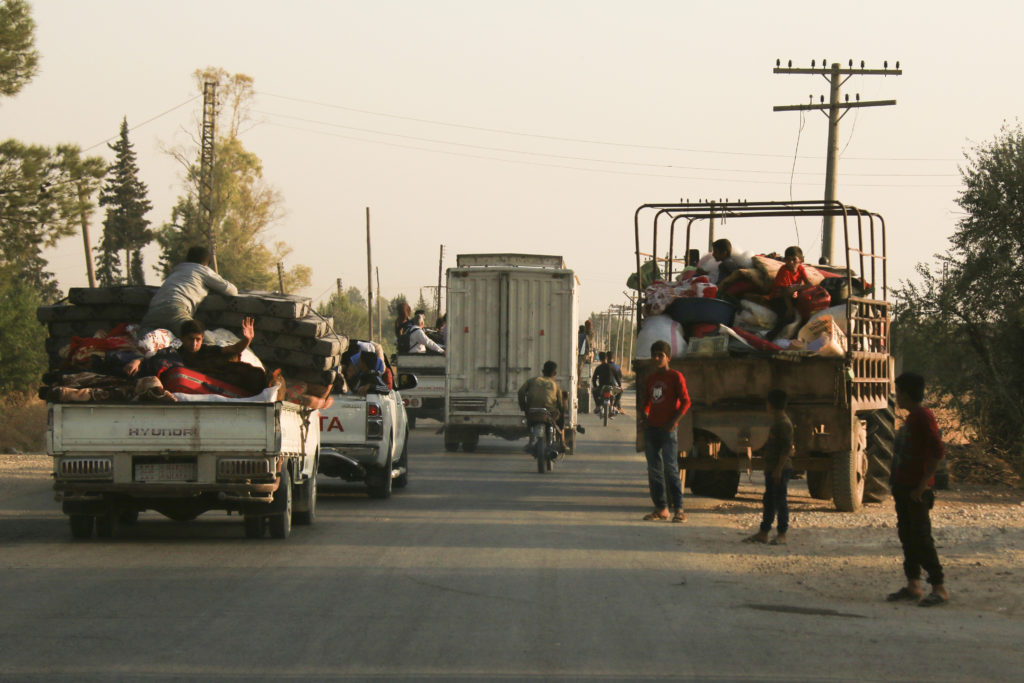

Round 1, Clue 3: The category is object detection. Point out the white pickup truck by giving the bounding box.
[318,353,415,498]
[49,401,319,540]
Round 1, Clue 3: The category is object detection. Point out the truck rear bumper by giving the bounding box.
[54,480,279,502]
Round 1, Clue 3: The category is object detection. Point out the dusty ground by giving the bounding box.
[6,449,1023,620]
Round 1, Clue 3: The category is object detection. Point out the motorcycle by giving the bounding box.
[526,407,560,473]
[599,385,618,427]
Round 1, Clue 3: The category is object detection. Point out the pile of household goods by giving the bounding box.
[36,286,347,405]
[635,251,869,359]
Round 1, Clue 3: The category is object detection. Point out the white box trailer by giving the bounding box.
[444,253,579,453]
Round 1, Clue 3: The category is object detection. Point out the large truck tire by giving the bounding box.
[462,431,480,453]
[69,514,94,539]
[268,467,293,539]
[367,451,394,499]
[831,420,867,512]
[806,470,833,500]
[443,428,460,452]
[864,401,896,503]
[293,457,318,526]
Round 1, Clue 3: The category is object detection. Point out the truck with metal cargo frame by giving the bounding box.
[444,253,580,453]
[632,200,894,512]
[49,400,319,539]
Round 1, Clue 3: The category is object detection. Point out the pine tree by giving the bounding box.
[97,118,153,285]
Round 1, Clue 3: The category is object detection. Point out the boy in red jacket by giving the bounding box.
[639,340,691,522]
[887,372,950,607]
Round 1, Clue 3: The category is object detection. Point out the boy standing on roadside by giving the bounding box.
[887,372,950,607]
[639,340,690,523]
[744,389,793,545]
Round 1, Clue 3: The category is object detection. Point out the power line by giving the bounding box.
[82,95,201,154]
[254,109,956,179]
[255,90,957,163]
[260,119,959,189]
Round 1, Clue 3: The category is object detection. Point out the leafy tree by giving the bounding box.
[0,0,38,97]
[97,118,153,285]
[0,262,46,394]
[0,140,103,302]
[55,144,107,288]
[318,289,408,355]
[156,68,310,292]
[892,122,1024,473]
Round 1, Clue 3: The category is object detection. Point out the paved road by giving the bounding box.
[0,400,1019,681]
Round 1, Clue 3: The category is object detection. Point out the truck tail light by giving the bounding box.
[367,403,384,439]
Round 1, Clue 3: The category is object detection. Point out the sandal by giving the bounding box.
[643,511,670,521]
[918,593,948,607]
[671,510,687,523]
[886,587,922,602]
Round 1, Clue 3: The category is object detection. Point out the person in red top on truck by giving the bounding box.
[767,245,812,340]
[886,372,950,607]
[639,340,691,523]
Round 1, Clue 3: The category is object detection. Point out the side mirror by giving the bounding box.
[397,373,418,391]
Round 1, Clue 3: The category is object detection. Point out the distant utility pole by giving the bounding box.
[199,80,218,271]
[773,58,901,264]
[366,207,373,341]
[436,244,445,316]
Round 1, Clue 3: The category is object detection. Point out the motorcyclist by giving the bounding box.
[592,352,623,415]
[517,360,564,452]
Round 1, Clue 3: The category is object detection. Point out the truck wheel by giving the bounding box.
[462,431,479,453]
[806,470,834,500]
[864,401,895,503]
[243,515,265,539]
[293,458,317,526]
[95,512,115,538]
[69,514,94,539]
[268,467,293,539]
[444,429,460,452]
[368,451,393,499]
[118,508,139,525]
[394,430,409,488]
[408,414,417,430]
[832,420,868,512]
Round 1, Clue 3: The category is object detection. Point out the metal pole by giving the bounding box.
[822,63,841,265]
[277,262,285,293]
[436,245,444,316]
[77,182,97,288]
[366,207,373,341]
[376,267,382,342]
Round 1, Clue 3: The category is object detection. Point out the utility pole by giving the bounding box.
[366,207,373,341]
[773,58,901,264]
[277,262,285,293]
[436,245,445,316]
[199,80,218,271]
[376,267,382,342]
[336,278,342,297]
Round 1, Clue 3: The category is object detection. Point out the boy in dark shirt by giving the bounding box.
[886,372,950,607]
[744,389,794,545]
[639,340,691,523]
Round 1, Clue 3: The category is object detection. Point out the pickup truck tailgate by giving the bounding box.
[48,403,311,455]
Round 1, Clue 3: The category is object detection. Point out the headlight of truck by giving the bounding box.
[57,458,113,480]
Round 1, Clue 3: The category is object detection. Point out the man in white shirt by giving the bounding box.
[141,246,239,337]
[407,313,444,354]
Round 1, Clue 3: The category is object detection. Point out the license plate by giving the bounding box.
[134,462,197,482]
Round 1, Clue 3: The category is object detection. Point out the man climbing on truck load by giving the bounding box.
[518,361,564,452]
[639,340,690,523]
[141,246,239,337]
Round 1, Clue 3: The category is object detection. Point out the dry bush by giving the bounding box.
[0,393,47,454]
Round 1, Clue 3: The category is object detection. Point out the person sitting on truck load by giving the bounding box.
[175,317,268,396]
[766,245,812,340]
[140,246,239,338]
[402,313,445,354]
[394,302,413,343]
[744,389,794,546]
[695,238,738,285]
[351,349,392,396]
[886,372,950,607]
[639,340,690,523]
[518,360,565,452]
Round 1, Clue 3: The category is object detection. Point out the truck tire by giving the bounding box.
[864,401,895,503]
[293,457,317,526]
[243,514,265,539]
[806,470,833,500]
[394,430,409,488]
[69,514,94,539]
[444,429,460,452]
[831,420,868,512]
[118,508,139,525]
[268,467,293,539]
[367,451,393,499]
[408,414,417,430]
[462,431,480,453]
[95,511,115,538]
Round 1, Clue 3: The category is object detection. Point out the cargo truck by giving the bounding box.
[443,254,580,453]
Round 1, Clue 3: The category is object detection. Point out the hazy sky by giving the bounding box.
[4,0,1019,320]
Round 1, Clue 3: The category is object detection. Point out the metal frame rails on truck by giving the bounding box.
[632,200,894,512]
[49,401,319,539]
[444,254,580,453]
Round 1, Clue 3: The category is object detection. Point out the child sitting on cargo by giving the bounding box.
[767,246,812,340]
